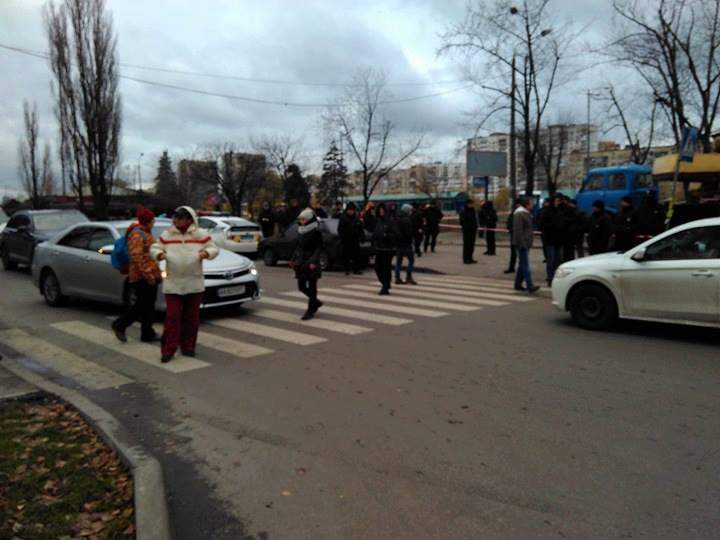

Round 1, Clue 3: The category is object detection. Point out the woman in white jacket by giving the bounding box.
[151,206,219,362]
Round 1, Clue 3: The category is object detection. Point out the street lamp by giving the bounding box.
[585,87,612,171]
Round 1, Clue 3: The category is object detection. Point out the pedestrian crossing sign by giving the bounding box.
[679,127,698,162]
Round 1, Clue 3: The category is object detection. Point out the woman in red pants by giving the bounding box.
[151,206,218,363]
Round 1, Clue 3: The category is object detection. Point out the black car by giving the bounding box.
[259,218,374,271]
[1,209,88,270]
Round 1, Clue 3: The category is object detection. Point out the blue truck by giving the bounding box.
[574,164,657,215]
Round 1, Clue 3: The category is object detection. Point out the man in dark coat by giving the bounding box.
[613,196,638,251]
[569,199,588,258]
[635,193,665,239]
[337,202,364,275]
[504,200,519,273]
[423,200,443,253]
[539,195,566,284]
[561,196,579,262]
[395,204,417,284]
[372,203,398,295]
[479,200,498,255]
[411,203,425,257]
[291,208,324,320]
[258,201,276,238]
[587,200,613,255]
[459,199,478,264]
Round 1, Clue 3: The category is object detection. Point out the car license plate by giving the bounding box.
[233,234,255,242]
[217,285,246,298]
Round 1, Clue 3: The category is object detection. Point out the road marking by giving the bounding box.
[421,276,516,288]
[364,283,532,302]
[0,328,132,390]
[417,278,521,294]
[245,308,372,335]
[283,292,449,317]
[318,287,480,312]
[343,284,509,306]
[195,331,273,358]
[51,321,211,373]
[259,297,412,326]
[208,318,327,346]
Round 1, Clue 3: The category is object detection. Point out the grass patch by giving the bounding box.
[0,395,134,539]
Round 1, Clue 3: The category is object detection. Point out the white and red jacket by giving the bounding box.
[150,206,219,295]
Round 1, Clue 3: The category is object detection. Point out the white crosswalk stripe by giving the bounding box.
[342,284,509,306]
[283,292,449,317]
[245,308,372,335]
[415,278,523,295]
[195,331,273,358]
[364,282,532,302]
[208,318,327,345]
[421,276,516,289]
[318,287,481,312]
[0,328,132,390]
[259,297,412,325]
[52,321,212,373]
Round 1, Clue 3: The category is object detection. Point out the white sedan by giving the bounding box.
[552,217,720,330]
[197,215,262,257]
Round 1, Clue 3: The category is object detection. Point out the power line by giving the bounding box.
[0,42,464,88]
[0,43,472,108]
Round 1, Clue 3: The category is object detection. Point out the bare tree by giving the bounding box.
[201,143,266,216]
[412,164,449,201]
[536,123,569,196]
[440,0,576,195]
[609,0,720,151]
[326,68,425,204]
[18,100,53,208]
[251,134,303,183]
[600,86,660,164]
[45,0,122,219]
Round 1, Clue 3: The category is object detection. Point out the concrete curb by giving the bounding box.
[0,359,171,540]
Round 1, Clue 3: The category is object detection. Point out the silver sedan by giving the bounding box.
[31,220,261,310]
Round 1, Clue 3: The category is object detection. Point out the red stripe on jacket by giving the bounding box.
[159,237,211,244]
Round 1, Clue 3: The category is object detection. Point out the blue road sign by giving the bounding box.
[472,176,489,188]
[679,127,698,162]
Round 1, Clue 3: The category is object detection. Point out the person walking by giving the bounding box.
[112,207,161,343]
[395,204,417,284]
[258,201,276,238]
[411,203,425,258]
[372,203,398,295]
[635,192,665,239]
[504,200,519,274]
[423,200,443,253]
[479,200,498,255]
[459,199,478,264]
[290,208,324,320]
[151,206,219,363]
[613,196,638,251]
[587,200,613,255]
[569,199,587,258]
[338,202,364,275]
[513,197,540,294]
[561,196,578,262]
[540,195,566,285]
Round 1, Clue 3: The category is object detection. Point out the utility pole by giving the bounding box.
[509,53,517,204]
[586,90,591,172]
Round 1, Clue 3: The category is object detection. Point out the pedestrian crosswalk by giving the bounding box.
[0,275,539,389]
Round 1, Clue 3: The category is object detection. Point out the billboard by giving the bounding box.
[467,151,507,177]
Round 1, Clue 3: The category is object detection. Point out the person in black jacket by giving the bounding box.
[459,199,478,264]
[258,201,275,238]
[561,197,578,262]
[539,195,566,284]
[635,192,665,239]
[372,203,398,295]
[504,200,519,273]
[587,200,613,255]
[568,199,588,258]
[290,208,324,320]
[395,204,417,284]
[338,202,364,275]
[479,200,498,255]
[423,201,443,253]
[613,196,638,251]
[411,203,425,257]
[331,200,344,219]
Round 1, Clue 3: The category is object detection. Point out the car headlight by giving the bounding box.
[554,267,575,279]
[249,262,258,276]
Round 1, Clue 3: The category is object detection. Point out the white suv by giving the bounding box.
[552,217,720,330]
[197,216,263,258]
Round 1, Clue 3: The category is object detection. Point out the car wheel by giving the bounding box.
[263,248,277,267]
[41,270,68,307]
[1,247,17,271]
[569,283,617,331]
[318,250,332,272]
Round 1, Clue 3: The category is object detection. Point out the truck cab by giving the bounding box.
[575,165,656,215]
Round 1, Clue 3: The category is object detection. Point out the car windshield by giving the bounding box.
[33,211,87,232]
[222,219,258,229]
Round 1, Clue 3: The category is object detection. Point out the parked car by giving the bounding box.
[259,218,373,271]
[575,164,656,216]
[0,207,8,235]
[31,220,261,310]
[1,209,88,270]
[197,215,262,258]
[552,217,720,330]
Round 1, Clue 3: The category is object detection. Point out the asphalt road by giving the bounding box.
[1,259,719,539]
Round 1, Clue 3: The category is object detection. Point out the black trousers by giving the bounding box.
[424,228,439,252]
[114,280,158,340]
[375,250,394,291]
[297,277,318,309]
[484,230,496,255]
[414,233,423,256]
[462,230,476,262]
[563,242,575,262]
[507,244,517,271]
[342,240,361,272]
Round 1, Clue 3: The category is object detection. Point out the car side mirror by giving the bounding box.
[98,244,114,256]
[631,247,647,262]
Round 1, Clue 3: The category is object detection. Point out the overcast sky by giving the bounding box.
[0,0,620,197]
